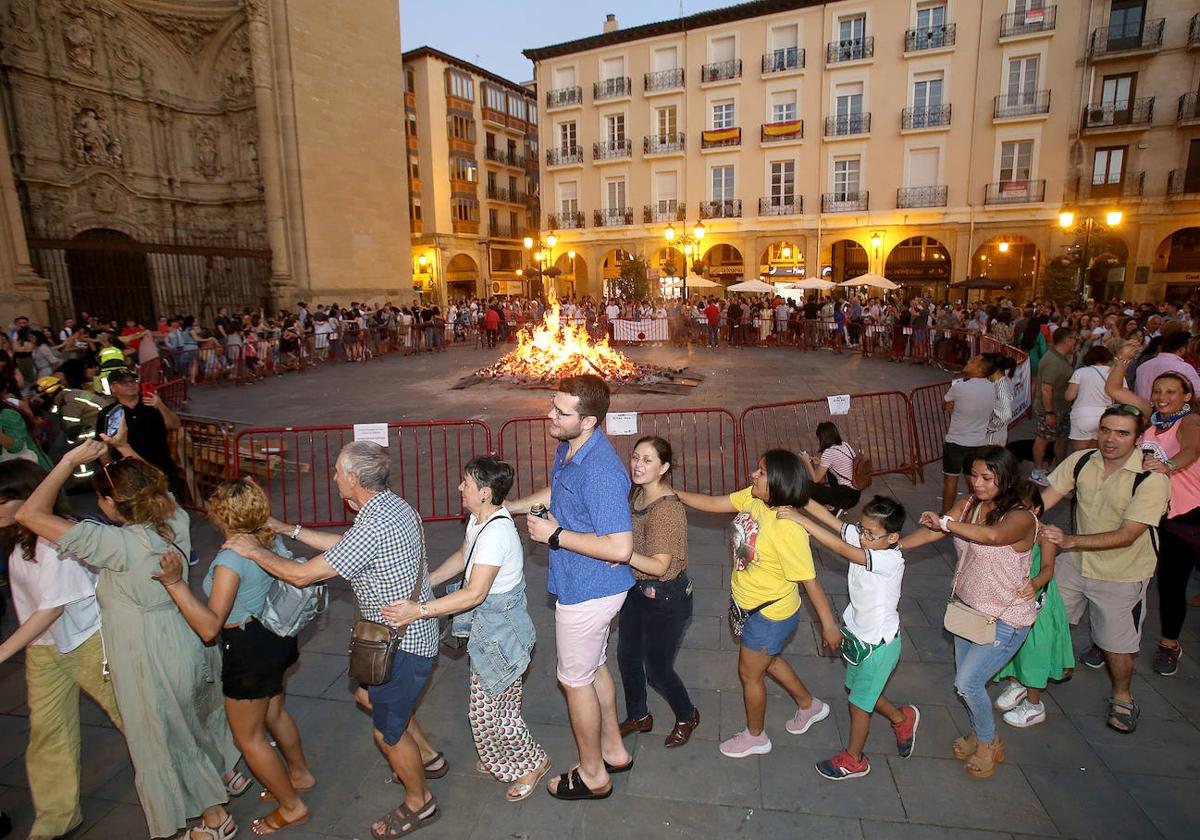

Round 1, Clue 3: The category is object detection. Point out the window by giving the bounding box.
[405,67,415,93]
[507,138,518,158]
[913,73,943,109]
[908,148,940,186]
[409,156,419,179]
[770,24,798,51]
[1109,0,1146,42]
[711,165,735,201]
[770,91,797,123]
[452,197,479,222]
[559,121,577,150]
[553,66,576,88]
[509,211,518,230]
[410,197,422,221]
[999,140,1034,182]
[711,35,736,62]
[605,178,627,210]
[488,208,499,229]
[448,113,475,142]
[712,99,735,129]
[835,83,863,117]
[485,131,496,150]
[484,85,506,112]
[447,71,474,101]
[1100,73,1135,109]
[508,95,526,120]
[833,157,860,198]
[915,3,946,31]
[605,113,626,144]
[451,156,477,182]
[406,113,417,137]
[508,175,518,194]
[839,15,865,42]
[652,45,679,71]
[1007,56,1039,101]
[602,56,625,79]
[559,181,579,215]
[1092,147,1126,185]
[769,160,795,202]
[656,105,678,137]
[655,171,679,211]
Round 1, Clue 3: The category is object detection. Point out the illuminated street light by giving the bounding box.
[1058,208,1123,297]
[662,220,707,300]
[997,241,1010,253]
[1106,210,1123,226]
[1058,211,1075,229]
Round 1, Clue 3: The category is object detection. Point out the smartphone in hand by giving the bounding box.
[105,406,123,438]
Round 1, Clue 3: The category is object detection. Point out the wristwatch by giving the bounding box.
[290,523,302,540]
[548,526,564,550]
[419,602,429,618]
[939,515,954,533]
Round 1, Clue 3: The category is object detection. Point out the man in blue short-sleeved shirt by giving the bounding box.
[511,375,635,801]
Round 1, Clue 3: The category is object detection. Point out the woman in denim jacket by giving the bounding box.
[383,456,548,802]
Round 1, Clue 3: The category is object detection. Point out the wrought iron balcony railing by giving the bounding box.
[592,139,632,160]
[760,121,804,142]
[759,197,802,216]
[700,59,742,83]
[993,90,1051,118]
[827,36,874,63]
[821,191,869,212]
[644,133,686,154]
[545,145,583,166]
[593,77,631,100]
[594,207,634,227]
[902,104,952,129]
[896,185,948,208]
[1081,97,1154,129]
[984,179,1046,204]
[698,199,742,219]
[547,211,584,229]
[1088,18,1164,58]
[825,113,871,136]
[644,204,686,223]
[1000,5,1056,38]
[1178,92,1200,123]
[762,47,804,73]
[644,68,685,91]
[545,86,582,109]
[905,24,956,51]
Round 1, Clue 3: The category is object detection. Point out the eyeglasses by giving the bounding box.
[549,400,577,418]
[100,456,128,487]
[1105,404,1144,418]
[856,521,884,542]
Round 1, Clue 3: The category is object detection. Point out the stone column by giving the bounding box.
[243,0,294,305]
[0,103,49,323]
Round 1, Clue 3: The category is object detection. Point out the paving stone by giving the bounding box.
[1069,716,1200,779]
[621,736,762,808]
[287,650,352,700]
[861,820,1014,840]
[718,691,845,751]
[76,801,149,839]
[1022,765,1161,840]
[903,624,957,663]
[760,742,907,821]
[1119,773,1200,840]
[888,755,1057,835]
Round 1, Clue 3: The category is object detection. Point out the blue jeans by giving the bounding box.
[953,620,1030,743]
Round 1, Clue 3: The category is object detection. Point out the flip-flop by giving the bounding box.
[251,807,310,836]
[506,759,552,803]
[547,768,612,801]
[259,780,316,802]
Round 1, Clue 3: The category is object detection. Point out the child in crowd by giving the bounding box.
[778,495,919,780]
[991,481,1075,727]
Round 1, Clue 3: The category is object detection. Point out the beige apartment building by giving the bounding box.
[523,0,1200,304]
[403,47,539,303]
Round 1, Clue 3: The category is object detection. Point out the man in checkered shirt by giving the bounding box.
[229,440,442,834]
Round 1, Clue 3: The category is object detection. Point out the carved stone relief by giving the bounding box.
[4,0,41,53]
[139,10,222,60]
[62,14,97,72]
[71,106,123,167]
[193,118,221,177]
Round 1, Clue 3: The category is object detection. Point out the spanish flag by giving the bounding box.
[702,127,741,143]
[761,120,802,137]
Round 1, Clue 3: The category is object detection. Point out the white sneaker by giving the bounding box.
[995,680,1028,712]
[1030,469,1050,487]
[1002,700,1046,728]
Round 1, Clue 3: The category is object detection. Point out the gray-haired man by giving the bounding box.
[226,441,442,837]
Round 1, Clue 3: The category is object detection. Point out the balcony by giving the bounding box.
[902,104,952,130]
[701,127,741,149]
[452,219,480,235]
[984,179,1046,205]
[993,90,1051,119]
[593,77,631,101]
[821,191,869,212]
[700,59,742,83]
[484,146,524,167]
[644,203,686,224]
[1088,18,1164,59]
[545,86,582,109]
[481,106,507,127]
[897,185,948,208]
[485,186,526,204]
[644,132,686,155]
[594,207,634,227]
[825,113,871,137]
[762,47,804,74]
[592,138,632,161]
[488,224,522,240]
[759,196,802,216]
[1179,92,1200,125]
[699,199,742,219]
[545,145,583,167]
[1081,97,1154,131]
[644,68,684,91]
[1168,170,1200,198]
[999,5,1056,38]
[905,24,956,52]
[827,36,874,63]
[760,120,804,142]
[547,211,584,229]
[1191,14,1200,49]
[1074,172,1144,200]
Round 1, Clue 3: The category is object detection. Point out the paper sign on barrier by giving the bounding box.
[606,412,639,436]
[353,423,390,447]
[827,394,851,415]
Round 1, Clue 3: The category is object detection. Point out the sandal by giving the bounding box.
[422,752,448,779]
[603,757,634,773]
[547,768,612,801]
[371,796,439,839]
[951,733,978,760]
[506,758,552,803]
[188,814,238,840]
[224,770,253,798]
[259,780,315,802]
[1106,697,1140,734]
[251,807,310,836]
[964,737,1005,779]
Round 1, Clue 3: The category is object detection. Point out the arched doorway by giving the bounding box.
[828,239,868,284]
[1153,227,1200,303]
[552,251,585,299]
[599,248,636,298]
[759,241,804,281]
[1084,235,1128,302]
[971,236,1040,301]
[884,236,952,300]
[444,253,479,300]
[701,243,745,291]
[65,229,154,325]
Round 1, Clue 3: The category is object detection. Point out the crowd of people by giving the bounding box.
[0,289,1196,838]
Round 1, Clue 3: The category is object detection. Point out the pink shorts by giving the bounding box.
[554,591,627,688]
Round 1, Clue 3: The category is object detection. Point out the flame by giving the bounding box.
[479,291,640,381]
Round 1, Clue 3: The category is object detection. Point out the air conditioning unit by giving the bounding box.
[1088,108,1107,125]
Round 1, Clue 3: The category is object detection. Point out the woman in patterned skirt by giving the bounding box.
[383,456,548,802]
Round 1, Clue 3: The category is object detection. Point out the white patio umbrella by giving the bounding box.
[727,278,777,293]
[683,276,722,288]
[788,277,837,291]
[839,272,901,290]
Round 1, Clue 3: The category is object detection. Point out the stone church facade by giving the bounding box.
[0,0,412,326]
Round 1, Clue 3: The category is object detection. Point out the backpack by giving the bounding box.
[257,557,328,638]
[1069,450,1158,555]
[850,444,873,491]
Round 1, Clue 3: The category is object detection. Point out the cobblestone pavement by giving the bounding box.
[1,347,1196,839]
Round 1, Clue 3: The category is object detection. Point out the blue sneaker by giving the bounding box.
[815,750,871,780]
[1030,469,1050,487]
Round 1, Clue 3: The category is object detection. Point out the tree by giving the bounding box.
[1041,257,1076,305]
[613,253,651,299]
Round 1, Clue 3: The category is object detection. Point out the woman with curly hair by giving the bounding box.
[16,435,241,840]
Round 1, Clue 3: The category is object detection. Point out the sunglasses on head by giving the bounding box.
[1104,404,1143,418]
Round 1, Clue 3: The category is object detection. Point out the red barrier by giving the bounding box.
[740,391,918,484]
[170,416,239,509]
[157,377,188,411]
[233,421,491,526]
[499,408,741,500]
[908,381,954,474]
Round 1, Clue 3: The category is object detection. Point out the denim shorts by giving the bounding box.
[741,608,800,656]
[366,650,435,745]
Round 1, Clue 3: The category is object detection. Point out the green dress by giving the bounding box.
[993,544,1075,689]
[57,507,239,839]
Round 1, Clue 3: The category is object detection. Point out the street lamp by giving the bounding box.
[414,253,434,297]
[1058,208,1123,298]
[524,232,567,301]
[663,220,706,299]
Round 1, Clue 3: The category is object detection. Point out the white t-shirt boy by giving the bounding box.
[839,523,904,646]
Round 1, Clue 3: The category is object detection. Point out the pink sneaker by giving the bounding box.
[786,698,830,735]
[719,728,772,758]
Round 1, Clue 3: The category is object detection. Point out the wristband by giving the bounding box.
[290,523,302,540]
[939,515,954,533]
[419,602,430,618]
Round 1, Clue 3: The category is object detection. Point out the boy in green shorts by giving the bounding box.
[779,496,918,779]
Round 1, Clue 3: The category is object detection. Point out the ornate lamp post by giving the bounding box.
[1058,209,1123,298]
[663,220,706,300]
[523,232,572,301]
